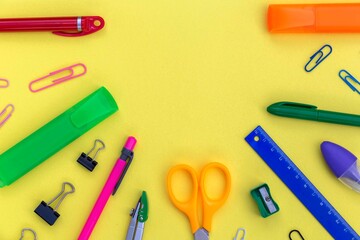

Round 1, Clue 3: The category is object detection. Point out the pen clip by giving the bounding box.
[29,63,87,92]
[275,102,318,110]
[304,44,332,72]
[112,148,134,195]
[338,69,360,94]
[53,16,105,37]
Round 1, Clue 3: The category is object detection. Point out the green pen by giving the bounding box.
[267,101,360,126]
[0,87,118,187]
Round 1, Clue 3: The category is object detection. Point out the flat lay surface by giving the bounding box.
[0,0,360,239]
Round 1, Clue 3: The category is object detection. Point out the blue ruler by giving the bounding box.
[245,126,360,240]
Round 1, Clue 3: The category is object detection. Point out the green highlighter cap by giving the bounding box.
[0,87,118,187]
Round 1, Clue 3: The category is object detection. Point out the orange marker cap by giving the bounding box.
[268,3,360,33]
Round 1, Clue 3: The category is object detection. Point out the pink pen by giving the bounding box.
[78,136,137,240]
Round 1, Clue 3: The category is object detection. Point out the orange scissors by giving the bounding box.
[166,162,231,240]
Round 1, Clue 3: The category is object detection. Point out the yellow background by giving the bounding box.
[1,0,360,239]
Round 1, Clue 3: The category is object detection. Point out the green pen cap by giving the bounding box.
[0,87,118,187]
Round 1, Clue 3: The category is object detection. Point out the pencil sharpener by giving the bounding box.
[250,183,280,218]
[34,201,60,226]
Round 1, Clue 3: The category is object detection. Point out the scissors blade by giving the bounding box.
[194,228,209,240]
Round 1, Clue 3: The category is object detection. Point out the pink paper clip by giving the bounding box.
[29,63,87,93]
[0,78,9,88]
[0,104,14,128]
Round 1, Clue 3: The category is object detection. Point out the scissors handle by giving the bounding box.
[200,162,231,232]
[167,164,200,233]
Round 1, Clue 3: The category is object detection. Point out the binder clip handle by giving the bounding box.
[289,229,305,240]
[47,182,75,211]
[233,228,246,240]
[19,228,37,240]
[77,139,106,171]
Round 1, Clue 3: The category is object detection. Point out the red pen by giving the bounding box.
[0,16,105,37]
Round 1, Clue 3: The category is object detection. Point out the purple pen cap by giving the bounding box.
[321,141,360,193]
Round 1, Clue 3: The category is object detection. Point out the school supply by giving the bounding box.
[34,182,75,226]
[339,70,360,94]
[233,228,246,240]
[289,229,304,240]
[250,183,279,218]
[0,16,105,37]
[321,141,360,193]
[78,136,137,240]
[0,104,14,128]
[268,3,360,33]
[245,126,360,240]
[19,228,37,240]
[77,139,105,172]
[304,44,332,72]
[126,191,149,240]
[0,78,9,88]
[0,87,118,187]
[267,101,360,127]
[166,162,231,240]
[29,63,87,93]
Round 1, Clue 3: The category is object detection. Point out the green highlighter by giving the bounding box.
[0,87,118,187]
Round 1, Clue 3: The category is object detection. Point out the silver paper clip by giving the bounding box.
[0,78,9,88]
[339,69,360,94]
[233,228,246,240]
[304,44,332,72]
[29,63,87,93]
[289,229,304,240]
[0,104,14,128]
[19,228,37,240]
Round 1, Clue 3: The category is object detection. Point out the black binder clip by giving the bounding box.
[34,182,75,226]
[77,139,105,171]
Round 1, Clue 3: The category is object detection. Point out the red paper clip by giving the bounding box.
[0,78,9,88]
[29,63,87,93]
[0,104,14,128]
[0,16,105,37]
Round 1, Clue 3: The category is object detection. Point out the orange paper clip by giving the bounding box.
[0,78,9,88]
[29,63,87,93]
[268,3,360,33]
[0,104,14,128]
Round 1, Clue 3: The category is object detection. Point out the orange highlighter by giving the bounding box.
[268,3,360,33]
